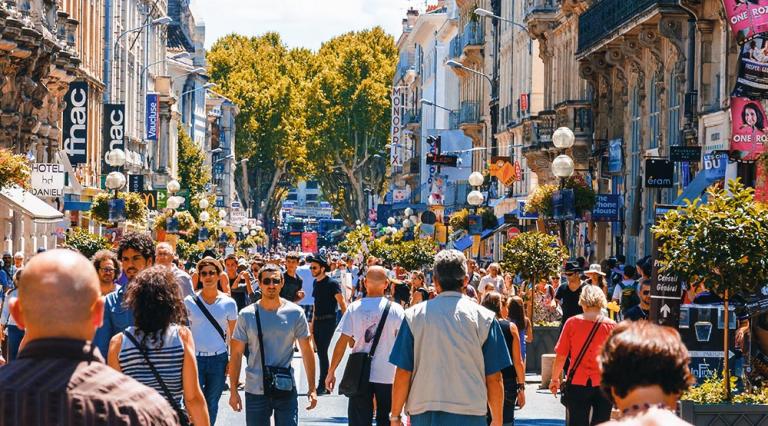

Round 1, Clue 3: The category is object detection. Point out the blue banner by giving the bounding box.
[608,139,623,174]
[467,214,483,236]
[592,194,621,222]
[553,189,575,221]
[146,94,159,141]
[704,152,728,181]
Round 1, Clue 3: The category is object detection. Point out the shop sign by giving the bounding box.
[645,159,674,188]
[146,93,159,142]
[669,146,702,162]
[139,190,158,210]
[467,214,482,236]
[30,163,65,198]
[102,104,125,173]
[128,175,144,193]
[591,194,621,222]
[704,151,728,181]
[608,139,623,174]
[62,81,89,165]
[390,86,406,168]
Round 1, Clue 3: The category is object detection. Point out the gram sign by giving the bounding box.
[31,163,66,198]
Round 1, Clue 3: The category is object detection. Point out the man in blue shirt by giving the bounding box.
[389,250,511,426]
[93,232,155,357]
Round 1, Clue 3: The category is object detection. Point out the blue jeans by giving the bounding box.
[410,411,486,426]
[245,391,298,426]
[196,353,228,425]
[7,324,24,361]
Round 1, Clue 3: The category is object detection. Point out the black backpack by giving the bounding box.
[619,280,640,313]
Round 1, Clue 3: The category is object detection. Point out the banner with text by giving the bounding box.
[62,81,89,165]
[102,104,125,173]
[723,0,768,45]
[146,93,159,142]
[730,96,768,160]
[734,36,768,99]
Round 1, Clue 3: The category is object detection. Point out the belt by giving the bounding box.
[314,314,336,321]
[196,350,228,357]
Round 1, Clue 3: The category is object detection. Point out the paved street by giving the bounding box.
[217,332,565,425]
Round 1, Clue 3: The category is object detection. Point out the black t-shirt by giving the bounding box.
[281,272,302,302]
[624,304,649,321]
[312,276,342,317]
[555,283,585,323]
[393,283,411,306]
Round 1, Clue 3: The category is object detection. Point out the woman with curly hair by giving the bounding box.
[598,321,695,424]
[108,266,209,426]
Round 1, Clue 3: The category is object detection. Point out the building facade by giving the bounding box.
[206,91,238,210]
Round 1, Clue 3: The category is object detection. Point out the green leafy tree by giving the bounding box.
[306,27,397,224]
[208,33,311,225]
[392,238,437,271]
[653,179,768,400]
[64,228,112,259]
[339,225,374,257]
[501,232,565,320]
[177,124,210,198]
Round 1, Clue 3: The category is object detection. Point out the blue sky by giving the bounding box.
[191,0,423,50]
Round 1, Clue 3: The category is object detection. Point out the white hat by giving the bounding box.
[587,264,606,276]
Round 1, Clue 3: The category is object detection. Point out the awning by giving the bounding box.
[673,171,716,206]
[0,186,64,223]
[454,235,473,251]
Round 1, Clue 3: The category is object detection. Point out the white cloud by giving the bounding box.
[190,0,419,50]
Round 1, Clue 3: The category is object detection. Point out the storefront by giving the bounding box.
[0,186,64,258]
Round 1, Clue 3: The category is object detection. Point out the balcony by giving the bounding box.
[459,100,483,143]
[449,110,460,130]
[404,109,421,129]
[449,35,462,60]
[577,0,677,53]
[554,101,593,138]
[461,21,484,52]
[524,0,559,38]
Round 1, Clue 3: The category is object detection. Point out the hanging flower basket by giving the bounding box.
[90,192,148,225]
[526,176,596,218]
[0,149,31,191]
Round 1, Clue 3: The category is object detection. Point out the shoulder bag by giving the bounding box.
[124,331,191,426]
[193,295,227,343]
[339,300,392,397]
[255,305,296,398]
[560,317,602,406]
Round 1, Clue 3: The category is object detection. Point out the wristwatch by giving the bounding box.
[389,414,402,421]
[517,382,525,391]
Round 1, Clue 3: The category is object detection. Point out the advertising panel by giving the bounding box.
[102,104,125,173]
[730,96,768,160]
[62,81,89,165]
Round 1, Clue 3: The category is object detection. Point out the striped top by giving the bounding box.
[119,325,185,406]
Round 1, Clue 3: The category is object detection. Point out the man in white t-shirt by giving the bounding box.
[324,266,405,426]
[478,263,505,297]
[296,262,315,322]
[184,257,238,425]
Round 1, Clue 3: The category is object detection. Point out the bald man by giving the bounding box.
[325,266,405,426]
[0,250,178,425]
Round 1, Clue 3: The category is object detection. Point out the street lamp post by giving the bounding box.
[105,148,127,228]
[550,127,576,251]
[467,171,485,262]
[110,16,172,103]
[446,60,494,87]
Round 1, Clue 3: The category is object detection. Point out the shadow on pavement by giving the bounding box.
[299,417,349,425]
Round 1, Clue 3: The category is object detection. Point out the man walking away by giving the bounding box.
[156,242,195,299]
[612,264,640,319]
[0,250,178,425]
[93,232,155,357]
[229,264,318,426]
[389,250,511,426]
[185,257,238,425]
[325,266,405,426]
[310,255,347,395]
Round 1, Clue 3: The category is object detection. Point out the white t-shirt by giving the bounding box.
[479,275,504,293]
[337,297,405,384]
[296,264,315,306]
[184,292,238,354]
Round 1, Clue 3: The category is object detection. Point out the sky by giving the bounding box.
[190,0,425,51]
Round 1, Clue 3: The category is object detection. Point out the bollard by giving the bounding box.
[540,353,556,389]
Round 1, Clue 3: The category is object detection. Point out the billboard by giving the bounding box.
[102,104,125,173]
[730,96,768,160]
[62,81,89,165]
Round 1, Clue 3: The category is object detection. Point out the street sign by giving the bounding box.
[31,163,65,198]
[230,208,247,226]
[669,146,702,162]
[157,189,168,209]
[507,227,521,239]
[650,204,682,327]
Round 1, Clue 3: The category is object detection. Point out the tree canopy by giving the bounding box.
[177,124,210,196]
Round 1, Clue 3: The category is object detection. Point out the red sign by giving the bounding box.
[722,0,768,44]
[730,97,768,161]
[520,94,529,112]
[514,161,522,181]
[507,227,521,239]
[301,232,318,254]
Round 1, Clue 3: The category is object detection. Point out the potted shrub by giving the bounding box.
[153,210,198,242]
[679,375,768,423]
[500,232,565,372]
[63,227,113,259]
[448,207,498,231]
[525,175,596,218]
[653,179,768,402]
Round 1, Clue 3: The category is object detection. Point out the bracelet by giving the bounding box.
[389,414,402,421]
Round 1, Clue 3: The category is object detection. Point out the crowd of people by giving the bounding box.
[0,232,703,426]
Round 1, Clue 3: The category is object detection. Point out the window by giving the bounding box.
[306,181,319,189]
[306,194,318,201]
[667,74,682,202]
[626,84,642,263]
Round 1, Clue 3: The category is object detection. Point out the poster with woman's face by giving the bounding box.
[730,97,768,160]
[723,0,768,44]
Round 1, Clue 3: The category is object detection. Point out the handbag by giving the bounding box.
[124,331,191,426]
[255,305,296,399]
[560,317,602,406]
[339,301,392,398]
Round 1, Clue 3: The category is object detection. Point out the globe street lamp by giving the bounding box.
[199,211,210,222]
[468,171,485,188]
[387,217,396,226]
[198,197,209,210]
[550,127,576,250]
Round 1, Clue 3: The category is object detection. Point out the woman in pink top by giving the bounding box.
[549,285,616,426]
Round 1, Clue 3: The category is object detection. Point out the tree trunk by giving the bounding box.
[724,289,731,401]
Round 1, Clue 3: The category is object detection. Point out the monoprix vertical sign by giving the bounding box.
[62,81,89,165]
[146,93,159,142]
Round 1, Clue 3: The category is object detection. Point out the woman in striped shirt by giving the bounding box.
[108,265,209,426]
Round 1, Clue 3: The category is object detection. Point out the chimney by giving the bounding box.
[406,8,419,28]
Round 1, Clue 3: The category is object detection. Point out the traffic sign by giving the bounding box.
[507,227,521,239]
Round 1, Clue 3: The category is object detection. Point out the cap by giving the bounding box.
[564,261,583,273]
[307,255,330,270]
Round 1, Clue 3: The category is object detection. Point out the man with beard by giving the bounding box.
[93,232,155,357]
[310,255,346,395]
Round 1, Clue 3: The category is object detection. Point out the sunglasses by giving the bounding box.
[310,266,320,271]
[200,270,218,277]
[261,278,282,286]
[642,290,650,295]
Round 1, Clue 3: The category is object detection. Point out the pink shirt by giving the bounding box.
[555,315,616,386]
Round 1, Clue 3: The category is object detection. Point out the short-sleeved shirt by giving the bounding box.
[554,316,616,386]
[296,265,315,306]
[555,283,584,324]
[281,272,303,302]
[337,297,405,384]
[233,301,310,395]
[173,267,195,299]
[611,279,638,301]
[312,276,342,317]
[479,275,504,293]
[184,292,238,354]
[624,305,649,321]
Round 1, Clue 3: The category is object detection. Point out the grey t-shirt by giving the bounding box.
[173,267,195,299]
[233,300,310,395]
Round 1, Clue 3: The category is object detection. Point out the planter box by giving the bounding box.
[526,325,560,374]
[678,400,768,424]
